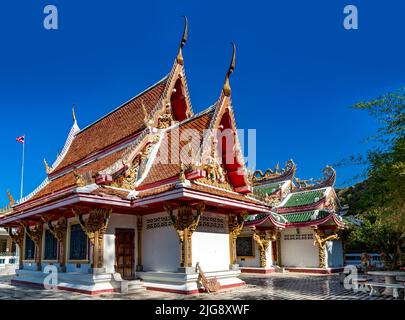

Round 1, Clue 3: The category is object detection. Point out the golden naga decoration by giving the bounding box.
[164,202,205,267]
[196,262,220,293]
[228,211,248,265]
[176,15,188,65]
[74,171,93,187]
[157,104,174,129]
[203,155,226,183]
[6,190,14,206]
[222,42,236,97]
[252,230,270,267]
[251,160,296,184]
[264,191,282,207]
[72,207,112,269]
[141,99,150,126]
[313,228,339,268]
[44,158,51,174]
[178,161,187,184]
[112,157,140,190]
[112,143,153,189]
[295,177,315,189]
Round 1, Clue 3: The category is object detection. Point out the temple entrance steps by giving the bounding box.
[127,280,144,292]
[275,266,286,273]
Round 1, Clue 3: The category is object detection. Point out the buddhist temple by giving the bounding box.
[0,17,345,295]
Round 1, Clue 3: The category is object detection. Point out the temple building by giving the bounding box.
[0,18,345,295]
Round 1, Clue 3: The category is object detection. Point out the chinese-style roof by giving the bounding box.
[244,209,343,228]
[281,188,326,208]
[51,77,168,175]
[282,210,329,223]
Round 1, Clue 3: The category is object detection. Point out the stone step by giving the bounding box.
[127,280,144,292]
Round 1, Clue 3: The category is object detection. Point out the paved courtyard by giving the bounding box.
[0,273,393,300]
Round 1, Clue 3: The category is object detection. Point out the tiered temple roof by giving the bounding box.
[0,18,345,232]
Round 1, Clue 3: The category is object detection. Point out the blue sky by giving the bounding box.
[1,0,404,207]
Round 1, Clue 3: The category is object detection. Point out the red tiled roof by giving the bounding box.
[16,148,128,211]
[188,183,265,205]
[52,78,167,174]
[140,109,214,187]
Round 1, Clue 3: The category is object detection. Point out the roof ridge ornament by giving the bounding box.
[6,190,15,206]
[72,104,77,124]
[176,15,188,65]
[223,42,236,97]
[44,158,51,174]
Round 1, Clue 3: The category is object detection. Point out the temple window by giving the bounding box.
[44,229,58,260]
[170,79,188,122]
[69,224,88,260]
[236,236,254,257]
[24,234,35,260]
[0,239,6,253]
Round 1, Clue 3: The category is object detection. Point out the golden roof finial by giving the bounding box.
[44,158,51,174]
[72,104,77,123]
[223,42,236,97]
[141,99,149,125]
[176,15,188,65]
[6,190,14,206]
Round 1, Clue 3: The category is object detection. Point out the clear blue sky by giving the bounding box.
[1,0,404,207]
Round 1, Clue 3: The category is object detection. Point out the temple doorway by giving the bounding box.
[115,228,135,280]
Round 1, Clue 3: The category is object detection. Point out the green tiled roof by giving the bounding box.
[282,210,329,223]
[253,183,281,197]
[282,189,326,207]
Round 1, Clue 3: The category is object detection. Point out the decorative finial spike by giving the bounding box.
[141,99,149,125]
[223,42,236,97]
[44,158,51,174]
[72,104,77,123]
[6,190,15,206]
[176,15,188,65]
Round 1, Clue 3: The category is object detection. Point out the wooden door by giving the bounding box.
[115,229,135,280]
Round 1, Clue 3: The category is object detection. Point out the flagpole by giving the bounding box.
[20,135,25,200]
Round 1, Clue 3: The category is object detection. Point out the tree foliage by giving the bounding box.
[341,87,405,269]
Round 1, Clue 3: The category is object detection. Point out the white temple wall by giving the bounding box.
[191,212,229,272]
[142,212,180,272]
[192,232,229,272]
[326,239,344,268]
[104,213,138,274]
[281,227,319,268]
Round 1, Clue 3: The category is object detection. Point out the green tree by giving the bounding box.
[343,87,405,269]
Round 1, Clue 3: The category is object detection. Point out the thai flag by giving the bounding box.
[16,135,25,144]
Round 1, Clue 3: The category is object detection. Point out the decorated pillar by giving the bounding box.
[42,215,67,271]
[136,215,143,271]
[164,202,205,268]
[313,227,339,268]
[276,230,282,267]
[72,208,111,270]
[252,230,270,267]
[228,211,247,266]
[7,226,25,269]
[23,221,43,271]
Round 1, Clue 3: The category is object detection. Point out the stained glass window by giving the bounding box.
[24,234,35,260]
[69,224,87,260]
[44,229,58,260]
